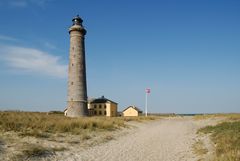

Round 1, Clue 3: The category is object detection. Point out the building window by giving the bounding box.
[99,105,102,109]
[99,111,102,115]
[71,82,73,85]
[94,105,97,109]
[94,111,97,115]
[104,111,106,115]
[72,63,74,66]
[104,105,106,109]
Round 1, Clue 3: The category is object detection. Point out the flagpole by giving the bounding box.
[145,91,148,117]
[145,88,150,117]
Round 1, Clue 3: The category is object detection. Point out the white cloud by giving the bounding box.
[1,45,67,78]
[30,0,50,7]
[5,0,52,8]
[44,42,57,49]
[9,1,28,7]
[0,35,19,42]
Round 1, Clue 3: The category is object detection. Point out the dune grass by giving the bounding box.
[198,120,240,161]
[0,111,161,160]
[22,144,54,158]
[0,111,160,138]
[121,115,158,122]
[10,143,61,161]
[194,113,240,121]
[192,140,208,156]
[0,111,127,137]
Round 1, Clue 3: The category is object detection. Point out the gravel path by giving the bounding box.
[62,117,211,161]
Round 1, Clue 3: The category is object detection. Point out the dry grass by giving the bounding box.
[11,143,57,161]
[194,114,218,120]
[193,140,208,156]
[0,112,126,137]
[194,114,240,161]
[122,116,159,122]
[198,120,240,161]
[194,113,240,121]
[22,144,54,158]
[0,111,162,160]
[225,114,240,121]
[0,137,4,153]
[0,112,162,137]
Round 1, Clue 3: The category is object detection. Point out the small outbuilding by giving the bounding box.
[122,106,142,117]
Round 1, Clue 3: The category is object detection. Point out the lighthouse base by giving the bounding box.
[65,101,88,117]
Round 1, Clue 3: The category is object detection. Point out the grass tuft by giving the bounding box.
[192,140,208,156]
[10,144,55,160]
[23,146,54,158]
[13,144,67,160]
[51,146,67,152]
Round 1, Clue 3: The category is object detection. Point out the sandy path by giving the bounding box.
[58,117,214,161]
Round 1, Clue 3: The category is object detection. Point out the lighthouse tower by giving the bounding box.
[65,15,88,117]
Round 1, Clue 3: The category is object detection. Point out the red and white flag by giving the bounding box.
[145,88,151,94]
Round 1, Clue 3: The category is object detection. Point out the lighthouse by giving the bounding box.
[65,15,88,117]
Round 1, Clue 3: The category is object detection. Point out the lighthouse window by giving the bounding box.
[71,82,74,85]
[72,63,74,66]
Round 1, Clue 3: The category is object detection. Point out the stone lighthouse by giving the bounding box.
[65,15,88,117]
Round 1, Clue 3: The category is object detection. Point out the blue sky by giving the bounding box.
[0,0,239,113]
